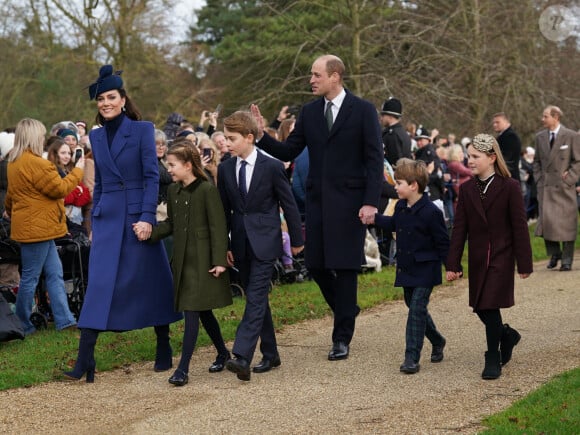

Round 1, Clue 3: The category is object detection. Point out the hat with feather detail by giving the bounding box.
[88,65,123,100]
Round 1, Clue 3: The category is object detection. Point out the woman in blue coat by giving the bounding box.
[64,65,181,382]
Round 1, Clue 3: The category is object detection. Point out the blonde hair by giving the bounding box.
[9,118,46,162]
[198,137,219,166]
[448,144,465,163]
[468,134,511,178]
[394,158,429,193]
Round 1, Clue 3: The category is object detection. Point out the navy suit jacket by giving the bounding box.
[258,90,383,269]
[217,150,303,262]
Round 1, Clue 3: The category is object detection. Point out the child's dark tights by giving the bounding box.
[177,310,228,373]
[475,309,503,352]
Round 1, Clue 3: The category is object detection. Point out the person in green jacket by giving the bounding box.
[146,139,232,387]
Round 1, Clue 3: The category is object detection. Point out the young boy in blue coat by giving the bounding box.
[369,158,449,374]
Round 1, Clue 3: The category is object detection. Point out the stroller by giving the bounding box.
[0,218,49,330]
[36,237,89,324]
[271,253,309,286]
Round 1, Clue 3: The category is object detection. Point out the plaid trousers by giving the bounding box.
[403,287,444,362]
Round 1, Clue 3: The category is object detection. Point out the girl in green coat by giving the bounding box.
[147,140,232,386]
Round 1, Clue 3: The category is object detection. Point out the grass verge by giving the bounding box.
[480,367,580,434]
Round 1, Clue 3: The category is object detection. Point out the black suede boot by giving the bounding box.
[154,325,173,372]
[481,351,501,380]
[500,324,521,366]
[63,328,99,383]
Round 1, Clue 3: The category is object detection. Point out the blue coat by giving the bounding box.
[78,117,181,330]
[259,90,384,270]
[374,193,449,288]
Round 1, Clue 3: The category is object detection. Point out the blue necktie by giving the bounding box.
[549,132,555,149]
[239,160,248,199]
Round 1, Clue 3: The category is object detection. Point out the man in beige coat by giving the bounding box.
[533,105,580,271]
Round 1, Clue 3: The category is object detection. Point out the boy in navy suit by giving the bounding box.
[217,111,304,381]
[369,158,449,374]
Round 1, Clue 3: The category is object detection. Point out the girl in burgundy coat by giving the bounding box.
[446,134,533,380]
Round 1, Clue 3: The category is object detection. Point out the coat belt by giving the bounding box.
[100,179,144,192]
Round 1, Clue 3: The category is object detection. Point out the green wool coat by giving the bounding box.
[151,178,232,312]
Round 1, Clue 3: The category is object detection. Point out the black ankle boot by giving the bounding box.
[481,351,501,380]
[63,328,99,383]
[154,325,173,372]
[500,324,521,366]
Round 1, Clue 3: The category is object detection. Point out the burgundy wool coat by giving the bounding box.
[446,175,533,310]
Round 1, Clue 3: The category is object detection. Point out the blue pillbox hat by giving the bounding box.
[88,65,123,100]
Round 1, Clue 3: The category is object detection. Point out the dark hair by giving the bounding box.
[167,140,207,181]
[94,88,142,126]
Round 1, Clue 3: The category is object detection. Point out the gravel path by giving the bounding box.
[1,257,579,434]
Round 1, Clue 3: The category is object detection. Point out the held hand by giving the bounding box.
[2,210,10,221]
[519,273,531,279]
[75,156,85,170]
[132,221,152,241]
[291,245,304,256]
[446,271,462,281]
[250,104,265,140]
[562,170,569,181]
[226,250,235,267]
[209,265,226,277]
[358,205,378,225]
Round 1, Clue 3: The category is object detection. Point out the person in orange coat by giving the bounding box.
[4,118,85,335]
[446,134,532,380]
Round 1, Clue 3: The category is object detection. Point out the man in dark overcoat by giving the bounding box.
[492,112,522,182]
[380,97,412,167]
[252,54,384,360]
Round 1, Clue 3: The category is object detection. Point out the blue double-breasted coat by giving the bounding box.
[78,116,181,330]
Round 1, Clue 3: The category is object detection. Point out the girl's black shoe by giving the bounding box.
[168,369,188,386]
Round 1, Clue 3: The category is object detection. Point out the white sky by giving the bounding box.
[173,0,206,37]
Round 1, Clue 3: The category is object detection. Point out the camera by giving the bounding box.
[202,148,213,159]
[74,148,84,162]
[286,105,301,116]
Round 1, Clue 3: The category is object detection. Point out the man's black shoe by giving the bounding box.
[252,356,281,373]
[328,342,349,361]
[226,357,251,381]
[547,255,560,269]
